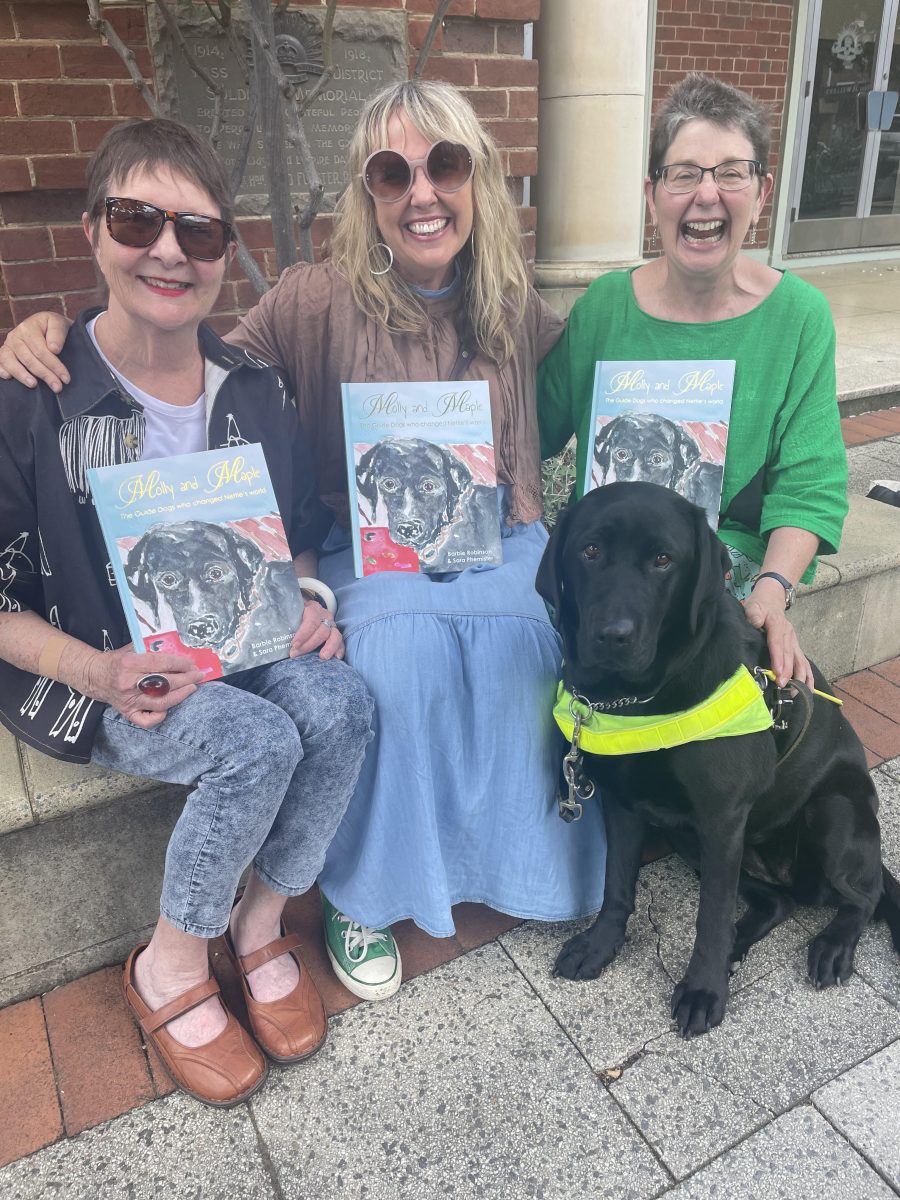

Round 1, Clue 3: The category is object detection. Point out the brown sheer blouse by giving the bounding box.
[227,259,564,526]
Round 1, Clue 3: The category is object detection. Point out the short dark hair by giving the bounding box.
[85,117,234,237]
[648,74,771,179]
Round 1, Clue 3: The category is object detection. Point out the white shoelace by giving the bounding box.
[335,912,389,962]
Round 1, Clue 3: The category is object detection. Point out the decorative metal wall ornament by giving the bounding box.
[274,31,324,86]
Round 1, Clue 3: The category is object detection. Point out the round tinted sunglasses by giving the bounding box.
[361,141,474,204]
[104,197,233,261]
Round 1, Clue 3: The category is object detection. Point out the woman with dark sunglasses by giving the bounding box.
[0,81,607,1004]
[0,117,375,1106]
[540,74,848,692]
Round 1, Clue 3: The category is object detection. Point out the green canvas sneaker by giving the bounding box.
[321,895,402,1001]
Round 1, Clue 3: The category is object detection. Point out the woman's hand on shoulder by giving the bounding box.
[85,646,206,728]
[290,598,344,661]
[0,312,72,392]
[742,581,814,689]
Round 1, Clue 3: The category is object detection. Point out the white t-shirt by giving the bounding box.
[86,315,207,460]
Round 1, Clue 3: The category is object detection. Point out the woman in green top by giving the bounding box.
[538,74,848,691]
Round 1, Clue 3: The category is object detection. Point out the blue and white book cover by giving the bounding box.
[341,380,502,577]
[584,360,736,528]
[87,444,302,679]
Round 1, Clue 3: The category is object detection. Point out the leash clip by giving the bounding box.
[559,709,595,823]
[752,666,795,730]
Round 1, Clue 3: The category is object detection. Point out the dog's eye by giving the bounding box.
[648,452,669,467]
[419,477,439,494]
[653,553,672,568]
[380,477,400,494]
[206,565,226,583]
[157,572,180,590]
[582,544,601,560]
[613,448,632,463]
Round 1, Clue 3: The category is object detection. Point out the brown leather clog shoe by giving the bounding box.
[222,926,327,1064]
[123,943,267,1107]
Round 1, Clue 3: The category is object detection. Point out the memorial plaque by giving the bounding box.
[151,6,406,208]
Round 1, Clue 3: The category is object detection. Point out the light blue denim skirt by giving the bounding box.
[316,506,607,937]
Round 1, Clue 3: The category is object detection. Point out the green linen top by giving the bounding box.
[537,268,848,581]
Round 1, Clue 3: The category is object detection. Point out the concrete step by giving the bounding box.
[0,785,182,1007]
[838,384,900,418]
[792,493,900,681]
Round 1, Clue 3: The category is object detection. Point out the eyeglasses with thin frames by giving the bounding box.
[652,159,763,194]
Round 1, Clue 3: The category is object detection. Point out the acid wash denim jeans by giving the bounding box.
[91,654,374,938]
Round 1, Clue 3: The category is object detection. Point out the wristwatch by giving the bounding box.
[752,570,795,610]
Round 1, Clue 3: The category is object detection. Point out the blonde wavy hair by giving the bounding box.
[330,79,528,366]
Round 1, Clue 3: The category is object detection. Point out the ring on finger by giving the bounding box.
[321,617,335,631]
[137,673,170,697]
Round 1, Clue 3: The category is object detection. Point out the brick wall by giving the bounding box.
[646,0,795,254]
[0,0,539,340]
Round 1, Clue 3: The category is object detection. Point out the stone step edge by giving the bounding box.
[838,387,900,418]
[798,494,900,598]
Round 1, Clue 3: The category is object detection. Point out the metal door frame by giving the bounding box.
[785,0,900,253]
[858,0,900,214]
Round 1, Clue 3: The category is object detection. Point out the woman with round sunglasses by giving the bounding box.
[0,117,375,1106]
[0,80,607,1002]
[539,74,848,688]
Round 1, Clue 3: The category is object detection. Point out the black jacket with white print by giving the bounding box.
[0,308,331,763]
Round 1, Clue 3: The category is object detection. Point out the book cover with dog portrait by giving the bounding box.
[87,444,303,680]
[584,360,736,529]
[341,380,502,577]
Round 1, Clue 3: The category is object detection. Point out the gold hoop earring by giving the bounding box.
[650,225,659,250]
[368,242,394,276]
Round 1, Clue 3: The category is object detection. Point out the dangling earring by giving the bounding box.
[748,224,757,246]
[368,242,394,276]
[649,225,659,251]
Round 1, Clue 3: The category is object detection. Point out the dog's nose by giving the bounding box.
[396,521,424,540]
[595,618,636,649]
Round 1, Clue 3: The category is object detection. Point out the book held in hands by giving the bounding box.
[584,360,736,529]
[87,444,303,680]
[342,380,502,577]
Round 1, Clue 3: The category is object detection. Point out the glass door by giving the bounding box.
[788,0,900,252]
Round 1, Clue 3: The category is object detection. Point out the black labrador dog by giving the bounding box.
[537,481,900,1037]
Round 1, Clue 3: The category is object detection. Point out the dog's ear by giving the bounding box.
[672,423,701,480]
[593,420,614,481]
[222,525,264,609]
[687,504,730,635]
[124,531,161,622]
[442,447,472,519]
[535,504,574,628]
[355,443,383,523]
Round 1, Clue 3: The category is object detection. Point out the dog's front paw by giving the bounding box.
[553,926,623,981]
[808,934,856,988]
[671,978,727,1038]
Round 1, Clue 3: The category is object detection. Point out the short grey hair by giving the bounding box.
[85,117,234,238]
[648,74,771,179]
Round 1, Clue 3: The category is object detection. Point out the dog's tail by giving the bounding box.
[875,866,900,954]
